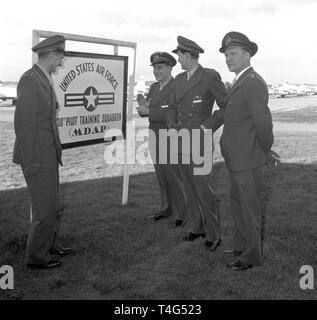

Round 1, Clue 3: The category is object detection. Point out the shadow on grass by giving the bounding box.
[0,161,316,300]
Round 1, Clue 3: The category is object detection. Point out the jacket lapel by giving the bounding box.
[176,65,203,102]
[224,67,253,104]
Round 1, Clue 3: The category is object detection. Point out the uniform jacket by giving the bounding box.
[218,67,274,171]
[13,64,62,176]
[167,65,227,155]
[146,78,174,164]
[146,78,174,126]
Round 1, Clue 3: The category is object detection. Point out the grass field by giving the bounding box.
[272,105,317,123]
[0,108,316,300]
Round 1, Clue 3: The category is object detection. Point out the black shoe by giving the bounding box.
[224,249,242,257]
[50,247,73,257]
[227,260,253,271]
[27,259,62,269]
[175,219,183,227]
[183,232,206,241]
[203,239,221,252]
[153,214,168,221]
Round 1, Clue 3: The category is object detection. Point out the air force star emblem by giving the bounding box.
[64,86,115,112]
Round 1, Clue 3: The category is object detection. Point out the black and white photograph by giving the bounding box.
[0,0,316,307]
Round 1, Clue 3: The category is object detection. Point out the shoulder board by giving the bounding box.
[248,71,265,82]
[176,71,187,79]
[19,68,36,82]
[246,71,267,88]
[203,68,220,79]
[148,81,158,91]
[150,81,160,87]
[203,68,217,74]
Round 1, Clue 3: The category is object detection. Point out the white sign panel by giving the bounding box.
[52,52,128,148]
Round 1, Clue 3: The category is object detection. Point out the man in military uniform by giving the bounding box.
[137,52,187,226]
[167,36,227,251]
[13,35,72,269]
[211,31,279,270]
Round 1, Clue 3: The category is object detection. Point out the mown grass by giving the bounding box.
[0,117,316,300]
[272,105,317,123]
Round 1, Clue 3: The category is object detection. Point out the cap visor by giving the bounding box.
[249,42,258,56]
[219,46,225,53]
[219,41,248,54]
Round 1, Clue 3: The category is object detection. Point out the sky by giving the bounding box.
[1,0,317,84]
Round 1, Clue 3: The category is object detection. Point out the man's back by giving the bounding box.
[13,65,59,175]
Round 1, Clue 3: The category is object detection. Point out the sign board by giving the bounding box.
[52,51,128,148]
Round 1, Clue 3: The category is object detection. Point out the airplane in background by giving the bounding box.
[298,83,317,95]
[275,81,298,97]
[275,81,316,98]
[0,81,17,105]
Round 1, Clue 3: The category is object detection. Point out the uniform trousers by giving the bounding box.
[229,166,264,265]
[23,166,62,264]
[149,123,187,220]
[177,155,219,241]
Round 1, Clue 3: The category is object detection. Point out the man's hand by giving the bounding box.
[265,150,281,166]
[136,105,150,117]
[136,94,150,108]
[136,94,150,117]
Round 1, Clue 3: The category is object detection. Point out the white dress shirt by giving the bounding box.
[159,77,172,91]
[232,65,252,85]
[187,65,199,80]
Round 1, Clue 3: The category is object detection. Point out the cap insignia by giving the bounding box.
[225,36,231,46]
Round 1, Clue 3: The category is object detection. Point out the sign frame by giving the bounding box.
[32,30,137,206]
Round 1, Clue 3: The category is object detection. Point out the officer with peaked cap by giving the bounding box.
[31,35,69,56]
[219,31,258,57]
[167,36,227,250]
[204,31,278,270]
[13,35,72,269]
[137,51,188,226]
[172,36,205,55]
